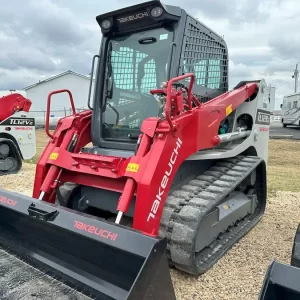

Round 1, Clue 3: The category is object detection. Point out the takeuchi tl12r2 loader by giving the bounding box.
[0,1,275,299]
[0,93,36,175]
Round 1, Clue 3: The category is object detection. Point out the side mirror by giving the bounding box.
[280,104,282,109]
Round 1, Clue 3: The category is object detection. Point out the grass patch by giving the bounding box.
[267,139,300,196]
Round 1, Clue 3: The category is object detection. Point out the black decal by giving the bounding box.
[117,12,149,24]
[255,109,270,125]
[0,117,35,126]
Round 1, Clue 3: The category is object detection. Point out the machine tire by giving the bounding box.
[282,119,287,127]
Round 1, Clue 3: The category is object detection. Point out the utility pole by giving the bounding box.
[292,62,300,93]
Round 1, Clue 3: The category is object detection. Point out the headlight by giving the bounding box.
[150,7,163,18]
[101,20,112,29]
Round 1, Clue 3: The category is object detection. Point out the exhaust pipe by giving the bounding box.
[0,189,176,300]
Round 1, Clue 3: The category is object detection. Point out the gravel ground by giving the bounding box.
[0,163,300,300]
[0,163,36,196]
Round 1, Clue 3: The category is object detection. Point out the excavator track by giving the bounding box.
[159,155,266,275]
[0,140,22,176]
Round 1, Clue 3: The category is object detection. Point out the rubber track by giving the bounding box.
[159,155,265,275]
[0,141,22,176]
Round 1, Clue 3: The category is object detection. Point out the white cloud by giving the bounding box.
[192,0,299,108]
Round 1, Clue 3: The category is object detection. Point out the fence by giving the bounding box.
[28,108,87,129]
[271,115,281,123]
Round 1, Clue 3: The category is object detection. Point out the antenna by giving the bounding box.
[292,62,300,93]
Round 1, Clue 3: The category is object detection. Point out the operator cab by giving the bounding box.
[101,26,173,142]
[86,0,229,156]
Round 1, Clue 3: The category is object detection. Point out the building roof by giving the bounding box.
[23,70,92,91]
[284,92,300,98]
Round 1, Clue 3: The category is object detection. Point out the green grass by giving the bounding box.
[267,139,300,196]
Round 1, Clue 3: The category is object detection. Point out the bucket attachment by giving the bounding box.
[0,189,176,300]
[291,223,300,268]
[258,260,300,300]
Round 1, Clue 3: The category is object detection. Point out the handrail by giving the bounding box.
[165,73,195,130]
[46,89,76,139]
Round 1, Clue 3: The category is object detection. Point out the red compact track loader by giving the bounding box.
[0,93,36,175]
[0,1,274,299]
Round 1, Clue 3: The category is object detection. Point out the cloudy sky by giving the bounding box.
[1,0,299,109]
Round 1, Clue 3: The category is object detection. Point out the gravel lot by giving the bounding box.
[0,163,36,196]
[1,161,300,299]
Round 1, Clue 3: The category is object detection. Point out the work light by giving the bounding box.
[150,7,164,17]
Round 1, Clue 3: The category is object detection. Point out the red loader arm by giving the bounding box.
[0,94,32,122]
[127,74,258,235]
[33,74,259,237]
[33,89,92,201]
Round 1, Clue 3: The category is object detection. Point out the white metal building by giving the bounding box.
[23,70,94,123]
